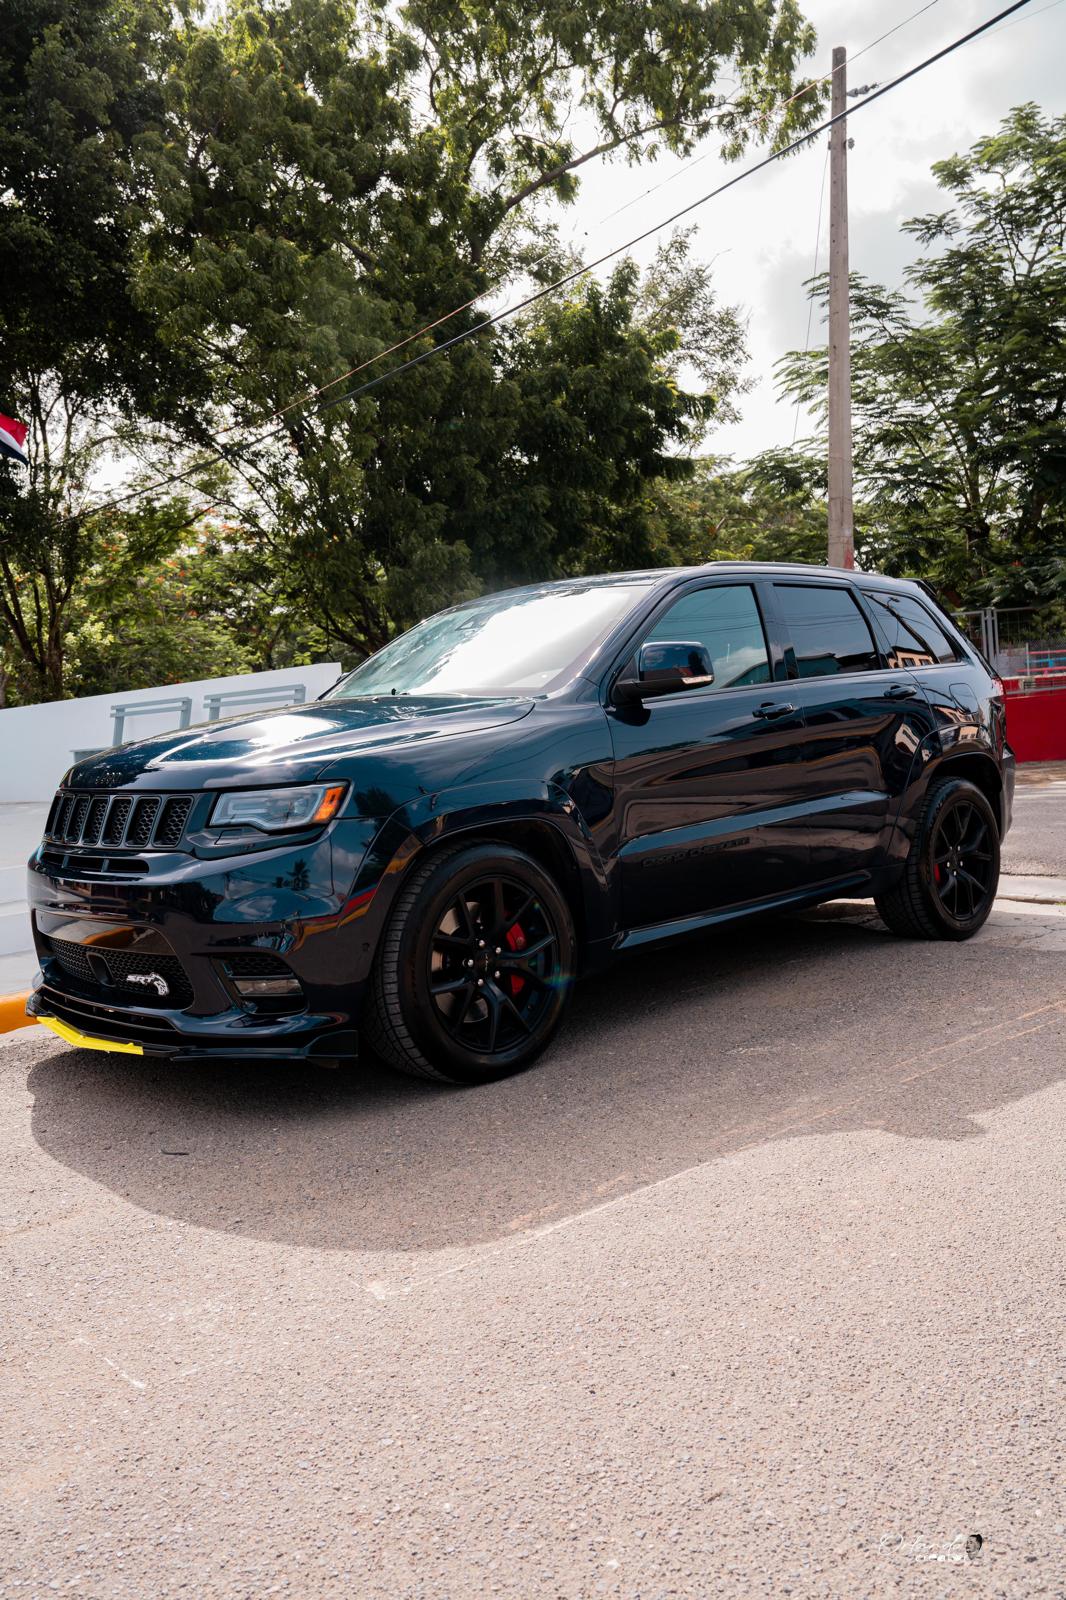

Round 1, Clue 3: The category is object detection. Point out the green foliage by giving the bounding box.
[0,0,210,698]
[61,511,340,699]
[0,0,827,699]
[650,447,833,566]
[130,0,815,654]
[777,105,1066,606]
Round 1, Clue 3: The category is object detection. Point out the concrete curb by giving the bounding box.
[998,874,1066,904]
[0,992,35,1035]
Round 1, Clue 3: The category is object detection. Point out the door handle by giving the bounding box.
[752,701,797,721]
[885,683,918,700]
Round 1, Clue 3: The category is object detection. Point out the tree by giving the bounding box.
[134,0,821,653]
[3,0,824,698]
[0,0,211,698]
[379,236,752,599]
[648,447,833,566]
[778,105,1066,606]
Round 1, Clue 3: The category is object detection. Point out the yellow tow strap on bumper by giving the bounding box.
[38,1014,144,1055]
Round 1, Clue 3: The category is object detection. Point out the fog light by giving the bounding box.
[232,975,303,998]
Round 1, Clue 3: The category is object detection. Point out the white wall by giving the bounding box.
[0,663,344,803]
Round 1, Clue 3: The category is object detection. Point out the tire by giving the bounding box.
[362,840,576,1085]
[874,776,1000,941]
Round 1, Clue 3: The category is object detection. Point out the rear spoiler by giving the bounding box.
[915,578,946,612]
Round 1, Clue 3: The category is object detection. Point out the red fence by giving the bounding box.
[1003,675,1066,763]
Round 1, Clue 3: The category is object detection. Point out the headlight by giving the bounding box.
[209,783,347,832]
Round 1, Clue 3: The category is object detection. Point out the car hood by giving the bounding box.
[64,696,536,792]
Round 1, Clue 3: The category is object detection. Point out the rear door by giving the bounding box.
[764,578,940,889]
[607,579,814,931]
[860,584,978,725]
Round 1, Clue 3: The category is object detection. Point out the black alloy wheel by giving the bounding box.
[928,798,997,923]
[364,841,575,1083]
[875,776,1000,941]
[428,874,561,1057]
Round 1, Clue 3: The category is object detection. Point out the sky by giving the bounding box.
[547,0,1066,462]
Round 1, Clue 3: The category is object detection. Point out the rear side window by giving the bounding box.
[773,584,880,678]
[644,583,770,689]
[862,590,959,667]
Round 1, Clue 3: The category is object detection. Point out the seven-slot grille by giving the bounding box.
[44,790,195,852]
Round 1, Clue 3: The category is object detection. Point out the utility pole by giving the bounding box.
[827,44,854,569]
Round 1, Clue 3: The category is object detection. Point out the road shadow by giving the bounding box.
[25,910,1066,1253]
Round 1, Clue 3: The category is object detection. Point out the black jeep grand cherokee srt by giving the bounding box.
[27,563,1014,1085]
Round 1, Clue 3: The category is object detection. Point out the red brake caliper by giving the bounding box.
[505,923,527,997]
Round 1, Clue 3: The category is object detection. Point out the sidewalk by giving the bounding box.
[1016,760,1066,783]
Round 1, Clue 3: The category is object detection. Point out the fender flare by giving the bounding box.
[892,731,1004,857]
[343,781,616,979]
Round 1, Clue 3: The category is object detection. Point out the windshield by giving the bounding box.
[326,583,647,699]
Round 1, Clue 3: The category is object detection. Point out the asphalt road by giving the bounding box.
[2,771,1064,1598]
[4,855,1066,1598]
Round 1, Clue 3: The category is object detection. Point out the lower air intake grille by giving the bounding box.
[45,937,193,1009]
[223,952,291,977]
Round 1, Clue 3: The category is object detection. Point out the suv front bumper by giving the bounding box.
[25,820,385,1062]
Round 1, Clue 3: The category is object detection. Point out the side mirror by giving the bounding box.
[614,640,715,705]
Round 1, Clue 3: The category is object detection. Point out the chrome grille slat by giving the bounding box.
[102,796,133,845]
[83,795,109,845]
[127,797,161,848]
[68,796,92,843]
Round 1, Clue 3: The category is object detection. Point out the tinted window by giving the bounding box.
[862,590,959,667]
[644,584,770,689]
[774,584,880,677]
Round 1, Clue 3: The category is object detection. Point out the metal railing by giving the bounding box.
[112,696,192,746]
[203,684,306,721]
[71,683,312,763]
[953,606,1066,678]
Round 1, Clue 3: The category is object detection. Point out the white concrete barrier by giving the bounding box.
[0,663,344,803]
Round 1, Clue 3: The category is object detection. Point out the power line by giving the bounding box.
[224,0,950,441]
[66,2,951,518]
[987,0,1066,30]
[76,0,1037,525]
[591,0,944,234]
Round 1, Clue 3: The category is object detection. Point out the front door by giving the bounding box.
[607,580,812,932]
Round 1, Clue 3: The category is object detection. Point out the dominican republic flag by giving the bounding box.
[0,413,29,466]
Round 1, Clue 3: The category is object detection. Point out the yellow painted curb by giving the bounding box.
[0,992,36,1035]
